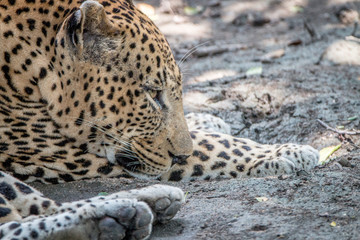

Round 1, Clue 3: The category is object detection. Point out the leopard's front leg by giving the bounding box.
[161,130,319,181]
[0,172,184,239]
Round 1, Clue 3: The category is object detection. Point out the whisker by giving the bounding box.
[178,41,210,68]
[65,116,132,148]
[105,142,135,155]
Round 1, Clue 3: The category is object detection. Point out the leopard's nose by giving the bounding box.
[169,152,190,166]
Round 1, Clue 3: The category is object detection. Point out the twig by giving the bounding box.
[351,21,358,36]
[187,73,247,88]
[194,44,247,58]
[303,19,320,40]
[345,35,360,43]
[317,119,360,135]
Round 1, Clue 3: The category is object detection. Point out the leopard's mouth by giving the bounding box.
[115,153,142,173]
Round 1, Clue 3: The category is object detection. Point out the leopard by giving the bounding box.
[0,0,319,239]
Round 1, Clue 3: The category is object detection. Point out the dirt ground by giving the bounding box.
[31,0,360,239]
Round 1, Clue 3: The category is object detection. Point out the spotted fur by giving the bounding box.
[0,0,318,238]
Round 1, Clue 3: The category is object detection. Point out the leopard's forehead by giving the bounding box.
[99,1,181,88]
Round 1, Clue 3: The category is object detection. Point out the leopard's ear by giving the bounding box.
[125,0,134,6]
[65,1,115,50]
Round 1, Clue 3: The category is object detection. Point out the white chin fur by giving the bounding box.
[105,147,116,164]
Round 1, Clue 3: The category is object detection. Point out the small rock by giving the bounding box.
[296,170,310,177]
[208,0,221,8]
[232,13,248,26]
[251,15,271,27]
[202,8,221,18]
[278,174,290,180]
[319,40,360,66]
[200,223,208,229]
[288,39,303,46]
[338,159,355,168]
[318,212,330,217]
[336,6,359,25]
[260,49,285,63]
[232,12,270,27]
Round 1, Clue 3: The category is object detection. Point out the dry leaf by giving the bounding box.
[255,197,268,202]
[246,66,262,76]
[319,144,341,164]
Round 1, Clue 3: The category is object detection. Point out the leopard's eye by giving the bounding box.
[143,86,165,110]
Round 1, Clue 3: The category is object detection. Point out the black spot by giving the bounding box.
[4,52,11,63]
[97,165,113,175]
[14,182,33,194]
[64,162,77,170]
[26,18,36,30]
[236,164,245,172]
[168,170,184,181]
[42,200,50,209]
[59,174,75,182]
[211,161,226,170]
[9,222,20,229]
[29,204,39,215]
[14,228,22,236]
[84,92,91,102]
[0,182,17,200]
[11,44,22,54]
[39,67,47,79]
[90,102,96,116]
[34,167,45,178]
[233,149,243,157]
[198,140,214,151]
[230,171,237,178]
[24,87,33,95]
[191,165,204,177]
[156,56,161,68]
[39,221,46,230]
[75,110,84,126]
[3,30,13,38]
[16,7,30,15]
[30,230,38,239]
[217,151,230,160]
[265,162,269,169]
[0,207,11,217]
[149,43,155,53]
[192,150,209,161]
[219,140,230,148]
[141,33,148,43]
[242,145,252,151]
[45,178,58,184]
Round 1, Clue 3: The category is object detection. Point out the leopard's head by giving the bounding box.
[38,0,192,178]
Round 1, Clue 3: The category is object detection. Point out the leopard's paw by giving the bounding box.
[95,199,153,240]
[119,185,184,224]
[269,144,319,175]
[251,144,319,177]
[279,144,319,171]
[6,199,153,240]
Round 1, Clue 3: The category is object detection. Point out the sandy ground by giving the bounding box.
[31,0,360,239]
